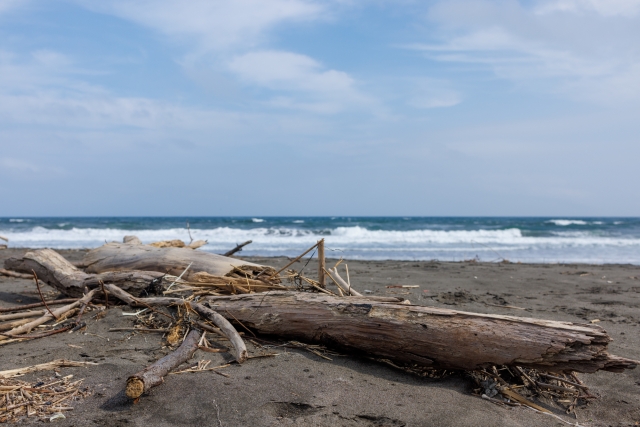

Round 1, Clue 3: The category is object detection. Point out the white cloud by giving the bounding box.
[228,50,372,113]
[536,0,640,17]
[77,0,324,51]
[412,0,640,104]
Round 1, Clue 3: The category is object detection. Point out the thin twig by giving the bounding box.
[0,299,77,313]
[267,242,319,280]
[166,262,193,292]
[99,280,109,308]
[187,221,193,244]
[31,270,58,320]
[224,309,256,338]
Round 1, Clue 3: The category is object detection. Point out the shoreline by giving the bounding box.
[1,248,639,426]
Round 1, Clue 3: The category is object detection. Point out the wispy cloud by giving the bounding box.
[408,0,640,104]
[228,50,372,113]
[76,0,324,51]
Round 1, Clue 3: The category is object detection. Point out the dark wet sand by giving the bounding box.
[1,248,639,426]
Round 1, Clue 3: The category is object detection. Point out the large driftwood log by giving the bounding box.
[82,242,276,279]
[5,249,164,298]
[205,292,638,374]
[126,329,201,399]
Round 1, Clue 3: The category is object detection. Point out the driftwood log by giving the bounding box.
[4,248,637,375]
[205,291,638,373]
[5,249,165,298]
[82,242,275,279]
[125,329,201,399]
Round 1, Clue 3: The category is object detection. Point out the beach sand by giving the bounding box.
[1,248,639,426]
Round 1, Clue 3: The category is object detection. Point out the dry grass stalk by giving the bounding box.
[0,374,91,423]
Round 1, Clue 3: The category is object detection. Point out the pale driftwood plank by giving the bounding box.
[82,242,273,279]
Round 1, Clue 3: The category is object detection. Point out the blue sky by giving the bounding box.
[1,0,639,216]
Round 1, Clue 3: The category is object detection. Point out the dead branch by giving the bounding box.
[223,240,252,257]
[125,329,201,400]
[0,268,32,279]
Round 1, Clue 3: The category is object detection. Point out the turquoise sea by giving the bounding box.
[1,217,640,264]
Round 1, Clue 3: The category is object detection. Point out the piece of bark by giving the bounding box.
[82,242,276,280]
[103,284,247,364]
[0,268,32,279]
[126,329,201,399]
[223,240,252,257]
[4,249,165,298]
[123,235,143,245]
[204,291,638,374]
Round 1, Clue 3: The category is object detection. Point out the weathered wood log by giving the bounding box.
[82,242,277,280]
[205,291,639,374]
[223,240,252,257]
[0,235,8,242]
[126,329,201,399]
[4,249,164,298]
[123,235,142,245]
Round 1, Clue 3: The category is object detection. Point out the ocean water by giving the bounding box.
[1,217,640,264]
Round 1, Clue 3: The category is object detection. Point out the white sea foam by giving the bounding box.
[252,218,265,223]
[2,225,638,248]
[547,219,588,226]
[2,223,639,263]
[9,219,26,222]
[292,220,304,223]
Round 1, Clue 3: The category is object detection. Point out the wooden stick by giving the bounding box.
[322,268,344,296]
[31,270,58,320]
[0,290,98,342]
[317,239,325,288]
[125,329,201,400]
[267,242,319,280]
[329,267,363,296]
[0,299,84,313]
[0,268,31,279]
[223,240,253,257]
[0,235,8,242]
[108,328,169,333]
[0,310,44,322]
[99,280,108,308]
[0,359,97,379]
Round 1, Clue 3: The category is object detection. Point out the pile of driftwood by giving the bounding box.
[1,236,638,421]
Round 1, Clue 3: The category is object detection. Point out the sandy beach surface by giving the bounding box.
[1,248,639,427]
